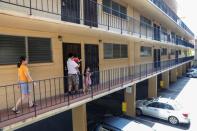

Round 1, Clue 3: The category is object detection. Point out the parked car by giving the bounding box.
[186,70,197,78]
[136,97,190,125]
[187,68,197,73]
[94,116,154,131]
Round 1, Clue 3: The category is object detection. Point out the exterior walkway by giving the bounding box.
[0,57,193,129]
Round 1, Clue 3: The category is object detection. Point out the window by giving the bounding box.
[140,16,151,26]
[147,102,160,108]
[0,35,26,65]
[104,43,128,59]
[113,44,121,58]
[28,37,52,63]
[164,104,174,110]
[103,0,127,19]
[179,50,181,55]
[112,2,119,17]
[140,46,152,57]
[171,49,176,55]
[0,35,52,65]
[103,0,111,13]
[104,43,113,59]
[161,48,167,56]
[121,45,128,58]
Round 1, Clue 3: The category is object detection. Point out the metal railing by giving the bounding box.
[149,0,194,37]
[0,0,194,49]
[0,56,194,127]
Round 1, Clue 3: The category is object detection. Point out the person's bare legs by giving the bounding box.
[13,94,26,111]
[28,94,34,107]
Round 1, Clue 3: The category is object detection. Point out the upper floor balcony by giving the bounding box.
[0,56,194,128]
[0,0,194,49]
[149,0,194,37]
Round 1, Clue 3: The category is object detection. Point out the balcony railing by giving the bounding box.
[0,0,194,48]
[0,56,194,128]
[149,0,194,37]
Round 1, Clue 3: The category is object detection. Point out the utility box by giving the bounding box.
[160,80,164,88]
[122,102,127,112]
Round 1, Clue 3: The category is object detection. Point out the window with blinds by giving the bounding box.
[140,46,152,57]
[104,43,128,59]
[0,35,26,65]
[28,37,52,63]
[0,35,52,65]
[103,0,127,19]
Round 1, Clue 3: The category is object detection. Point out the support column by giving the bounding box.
[124,85,136,117]
[161,71,169,89]
[177,66,183,77]
[72,104,87,131]
[182,64,186,74]
[170,68,177,83]
[148,76,157,98]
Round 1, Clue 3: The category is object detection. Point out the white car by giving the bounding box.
[136,97,190,125]
[95,116,154,131]
[186,70,197,78]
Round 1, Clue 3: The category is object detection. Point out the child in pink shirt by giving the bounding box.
[83,66,92,93]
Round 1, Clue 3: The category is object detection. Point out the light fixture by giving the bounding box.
[58,35,63,41]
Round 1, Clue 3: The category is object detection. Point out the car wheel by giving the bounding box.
[168,116,179,125]
[189,74,193,78]
[136,108,142,116]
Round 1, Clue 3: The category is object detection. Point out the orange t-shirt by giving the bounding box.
[18,65,29,82]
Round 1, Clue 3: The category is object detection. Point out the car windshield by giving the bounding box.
[173,101,182,110]
[143,98,155,105]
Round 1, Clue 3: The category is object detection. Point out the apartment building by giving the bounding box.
[0,0,194,130]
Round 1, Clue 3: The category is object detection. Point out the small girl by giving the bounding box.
[83,66,92,93]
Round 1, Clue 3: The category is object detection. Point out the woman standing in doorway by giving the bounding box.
[12,56,36,114]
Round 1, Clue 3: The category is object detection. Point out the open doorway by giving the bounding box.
[62,43,82,93]
[85,44,99,85]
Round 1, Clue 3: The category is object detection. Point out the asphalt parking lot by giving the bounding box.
[136,76,197,131]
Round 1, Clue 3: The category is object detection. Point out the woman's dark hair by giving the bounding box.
[84,66,90,77]
[17,56,26,68]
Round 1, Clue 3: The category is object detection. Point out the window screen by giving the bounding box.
[28,37,52,63]
[112,1,119,17]
[113,44,121,58]
[103,0,111,13]
[104,43,113,59]
[140,46,152,57]
[104,43,128,59]
[161,48,167,55]
[120,5,127,19]
[121,45,128,58]
[103,0,127,19]
[0,35,26,65]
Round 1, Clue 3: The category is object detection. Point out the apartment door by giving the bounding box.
[61,0,80,24]
[85,44,99,85]
[154,49,161,68]
[62,43,82,92]
[154,24,160,41]
[84,0,98,27]
[175,50,179,63]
